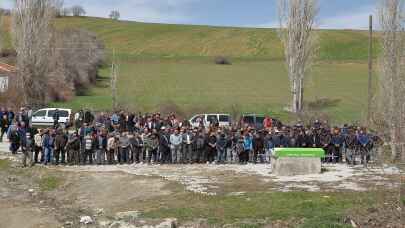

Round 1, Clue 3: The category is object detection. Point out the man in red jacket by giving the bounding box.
[263,116,273,130]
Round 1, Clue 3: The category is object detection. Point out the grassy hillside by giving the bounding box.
[1,16,379,123]
[54,17,380,61]
[2,16,380,61]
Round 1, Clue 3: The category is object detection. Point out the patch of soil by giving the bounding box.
[0,200,60,228]
[57,172,172,214]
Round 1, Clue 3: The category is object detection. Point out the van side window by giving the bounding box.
[33,110,46,117]
[219,115,229,122]
[47,110,69,117]
[207,115,217,122]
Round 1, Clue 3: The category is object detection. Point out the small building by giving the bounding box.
[0,62,16,93]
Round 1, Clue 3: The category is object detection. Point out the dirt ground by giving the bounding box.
[0,140,403,227]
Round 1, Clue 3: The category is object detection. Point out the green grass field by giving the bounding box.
[1,16,379,123]
[56,59,373,123]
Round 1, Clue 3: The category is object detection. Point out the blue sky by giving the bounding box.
[0,0,378,29]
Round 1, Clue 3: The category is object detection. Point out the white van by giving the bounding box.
[31,108,72,127]
[189,114,231,128]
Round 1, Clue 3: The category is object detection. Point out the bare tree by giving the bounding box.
[71,5,86,17]
[48,28,105,101]
[0,10,3,52]
[109,10,120,20]
[12,0,56,107]
[111,49,118,111]
[377,0,405,162]
[278,0,318,113]
[53,0,64,17]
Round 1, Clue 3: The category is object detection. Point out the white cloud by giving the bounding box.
[63,0,199,24]
[319,7,376,30]
[246,6,376,30]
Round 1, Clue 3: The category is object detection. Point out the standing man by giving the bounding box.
[53,109,60,129]
[207,131,217,164]
[170,129,182,164]
[253,131,264,163]
[33,130,43,164]
[96,129,108,165]
[42,129,53,165]
[54,129,68,165]
[0,113,9,142]
[216,131,227,164]
[182,128,194,164]
[66,132,81,165]
[358,129,370,166]
[130,131,143,164]
[118,132,130,164]
[83,133,94,165]
[107,134,118,164]
[159,127,171,164]
[242,133,253,164]
[194,130,206,163]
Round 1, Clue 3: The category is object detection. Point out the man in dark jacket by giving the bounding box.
[66,132,81,165]
[95,129,108,165]
[252,132,264,163]
[331,128,344,163]
[194,130,206,163]
[159,127,171,164]
[54,129,68,165]
[207,132,217,163]
[0,114,9,142]
[216,132,227,164]
[53,109,60,128]
[182,129,194,164]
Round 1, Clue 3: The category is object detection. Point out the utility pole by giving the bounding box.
[111,48,118,111]
[367,15,373,124]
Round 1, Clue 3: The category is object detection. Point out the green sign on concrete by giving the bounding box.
[274,148,325,158]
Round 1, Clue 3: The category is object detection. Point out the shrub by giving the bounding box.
[214,56,231,65]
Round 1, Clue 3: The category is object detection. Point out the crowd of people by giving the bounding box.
[0,107,382,167]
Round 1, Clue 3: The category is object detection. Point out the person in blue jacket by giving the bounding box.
[357,129,370,165]
[242,133,252,164]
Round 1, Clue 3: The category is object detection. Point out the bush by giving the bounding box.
[214,56,231,65]
[0,49,17,58]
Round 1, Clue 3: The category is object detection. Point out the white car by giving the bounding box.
[189,114,231,128]
[31,108,72,127]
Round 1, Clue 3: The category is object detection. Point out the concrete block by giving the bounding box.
[271,156,322,176]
